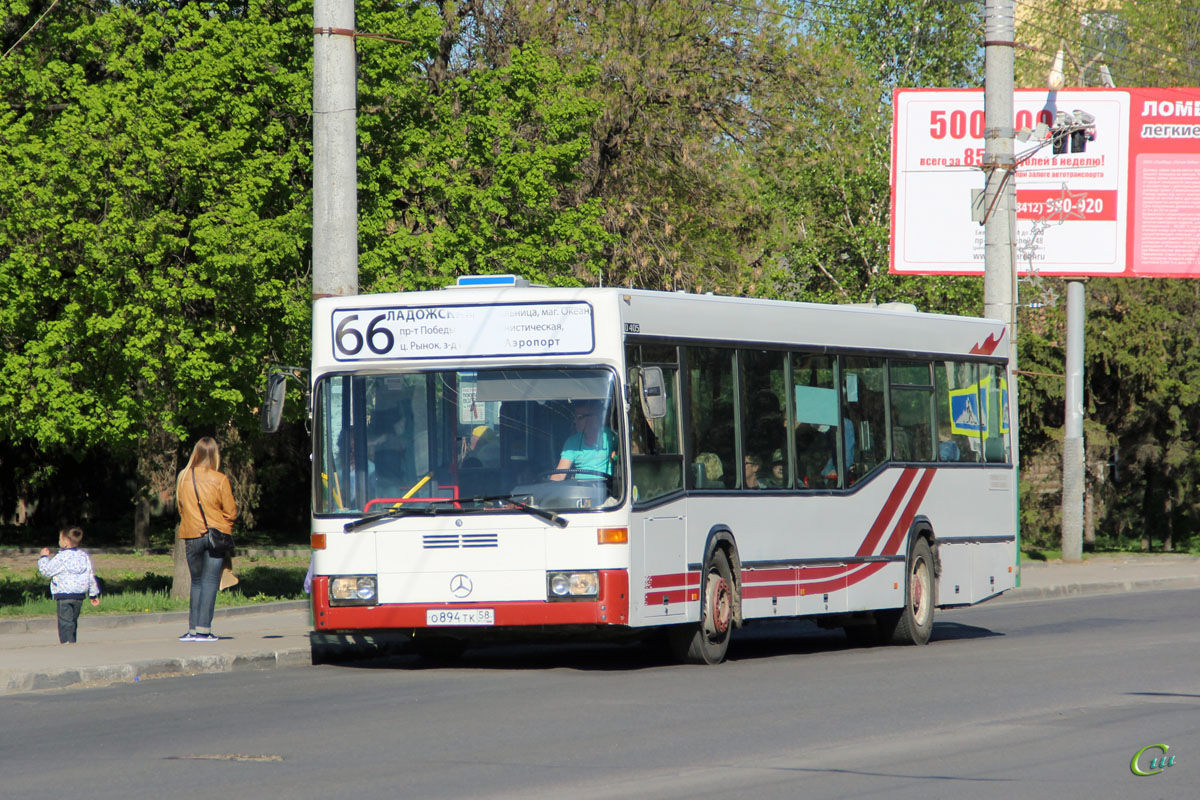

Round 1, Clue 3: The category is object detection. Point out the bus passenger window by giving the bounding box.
[792,354,838,489]
[687,347,736,489]
[741,349,788,489]
[842,357,886,485]
[889,360,934,463]
[936,361,982,462]
[626,347,684,504]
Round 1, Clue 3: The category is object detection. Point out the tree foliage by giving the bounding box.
[10,0,1195,555]
[0,0,313,536]
[1013,3,1200,550]
[354,2,609,291]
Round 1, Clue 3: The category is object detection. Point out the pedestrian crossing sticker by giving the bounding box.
[948,377,1008,437]
[949,390,981,434]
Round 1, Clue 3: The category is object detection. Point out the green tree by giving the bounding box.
[353,2,610,291]
[0,0,313,546]
[766,0,984,312]
[1013,2,1200,550]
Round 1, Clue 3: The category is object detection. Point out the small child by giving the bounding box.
[37,526,101,644]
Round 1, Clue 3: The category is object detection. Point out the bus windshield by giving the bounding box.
[313,367,625,516]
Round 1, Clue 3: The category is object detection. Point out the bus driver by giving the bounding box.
[550,401,617,481]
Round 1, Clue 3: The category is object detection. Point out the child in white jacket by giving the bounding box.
[38,526,101,643]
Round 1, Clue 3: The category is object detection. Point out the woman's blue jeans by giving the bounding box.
[185,537,223,633]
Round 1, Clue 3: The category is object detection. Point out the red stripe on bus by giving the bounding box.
[881,468,937,556]
[969,330,1004,355]
[311,571,630,629]
[741,562,889,598]
[855,468,918,557]
[645,590,689,605]
[646,571,700,589]
[742,565,848,584]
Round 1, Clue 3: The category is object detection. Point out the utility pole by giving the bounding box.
[982,0,1021,567]
[1062,280,1085,561]
[313,0,358,299]
[982,0,1015,326]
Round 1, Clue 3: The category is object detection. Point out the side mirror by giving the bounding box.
[261,370,289,433]
[640,366,667,420]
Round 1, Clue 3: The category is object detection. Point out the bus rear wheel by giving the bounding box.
[667,549,735,665]
[878,536,935,645]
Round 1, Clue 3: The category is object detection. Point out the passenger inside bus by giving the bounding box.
[692,452,724,488]
[551,400,618,481]
[462,425,498,467]
[743,453,764,489]
[795,422,838,488]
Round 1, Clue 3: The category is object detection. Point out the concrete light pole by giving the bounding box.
[982,0,1016,328]
[982,0,1022,567]
[313,0,358,299]
[1062,280,1085,561]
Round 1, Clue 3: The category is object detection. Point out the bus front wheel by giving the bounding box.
[667,549,735,665]
[878,536,935,646]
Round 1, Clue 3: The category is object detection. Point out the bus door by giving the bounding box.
[634,512,686,621]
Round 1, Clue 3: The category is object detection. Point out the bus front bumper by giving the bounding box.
[311,570,630,631]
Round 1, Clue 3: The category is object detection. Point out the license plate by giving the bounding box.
[426,608,495,626]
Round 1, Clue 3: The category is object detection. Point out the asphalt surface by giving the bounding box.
[3,553,1199,696]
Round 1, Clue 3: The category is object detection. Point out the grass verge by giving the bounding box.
[0,552,308,619]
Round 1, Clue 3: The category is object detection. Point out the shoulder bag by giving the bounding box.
[192,470,236,556]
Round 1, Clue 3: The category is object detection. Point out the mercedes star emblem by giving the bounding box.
[449,573,473,598]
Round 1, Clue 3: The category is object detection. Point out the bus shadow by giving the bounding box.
[326,619,1003,672]
[727,618,1003,662]
[339,639,675,672]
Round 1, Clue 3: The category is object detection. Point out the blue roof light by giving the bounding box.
[455,274,527,288]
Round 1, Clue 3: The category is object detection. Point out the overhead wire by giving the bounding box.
[1011,0,1200,87]
[1017,0,1200,71]
[1,0,61,60]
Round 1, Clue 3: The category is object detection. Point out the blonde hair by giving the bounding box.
[61,526,84,547]
[178,437,222,492]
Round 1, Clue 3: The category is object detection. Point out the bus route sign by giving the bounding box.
[330,302,595,361]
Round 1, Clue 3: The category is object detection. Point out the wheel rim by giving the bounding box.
[703,571,732,639]
[911,556,932,627]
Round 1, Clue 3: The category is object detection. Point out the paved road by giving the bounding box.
[3,553,1200,695]
[2,587,1197,800]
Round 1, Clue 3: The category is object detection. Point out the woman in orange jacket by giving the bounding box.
[175,437,237,642]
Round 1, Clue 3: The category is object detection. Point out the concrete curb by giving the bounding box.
[1004,574,1200,601]
[2,647,314,695]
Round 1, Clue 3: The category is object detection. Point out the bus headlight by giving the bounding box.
[547,571,599,599]
[329,575,378,605]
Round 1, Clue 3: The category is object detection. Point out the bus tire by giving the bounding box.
[878,536,935,646]
[667,548,736,664]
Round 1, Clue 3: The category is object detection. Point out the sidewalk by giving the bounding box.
[3,554,1200,696]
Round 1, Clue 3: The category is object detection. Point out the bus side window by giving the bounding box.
[687,347,737,490]
[791,353,838,489]
[842,357,886,485]
[936,360,983,462]
[740,349,788,489]
[627,346,684,503]
[889,360,934,463]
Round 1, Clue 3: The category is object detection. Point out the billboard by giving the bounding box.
[891,87,1200,277]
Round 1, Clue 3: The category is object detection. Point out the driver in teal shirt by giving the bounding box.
[551,401,617,480]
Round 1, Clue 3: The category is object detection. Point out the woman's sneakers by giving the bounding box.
[179,632,219,642]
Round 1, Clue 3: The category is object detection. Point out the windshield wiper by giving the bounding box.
[343,503,434,533]
[343,494,567,532]
[492,496,568,528]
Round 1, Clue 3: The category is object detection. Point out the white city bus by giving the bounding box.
[284,276,1017,664]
